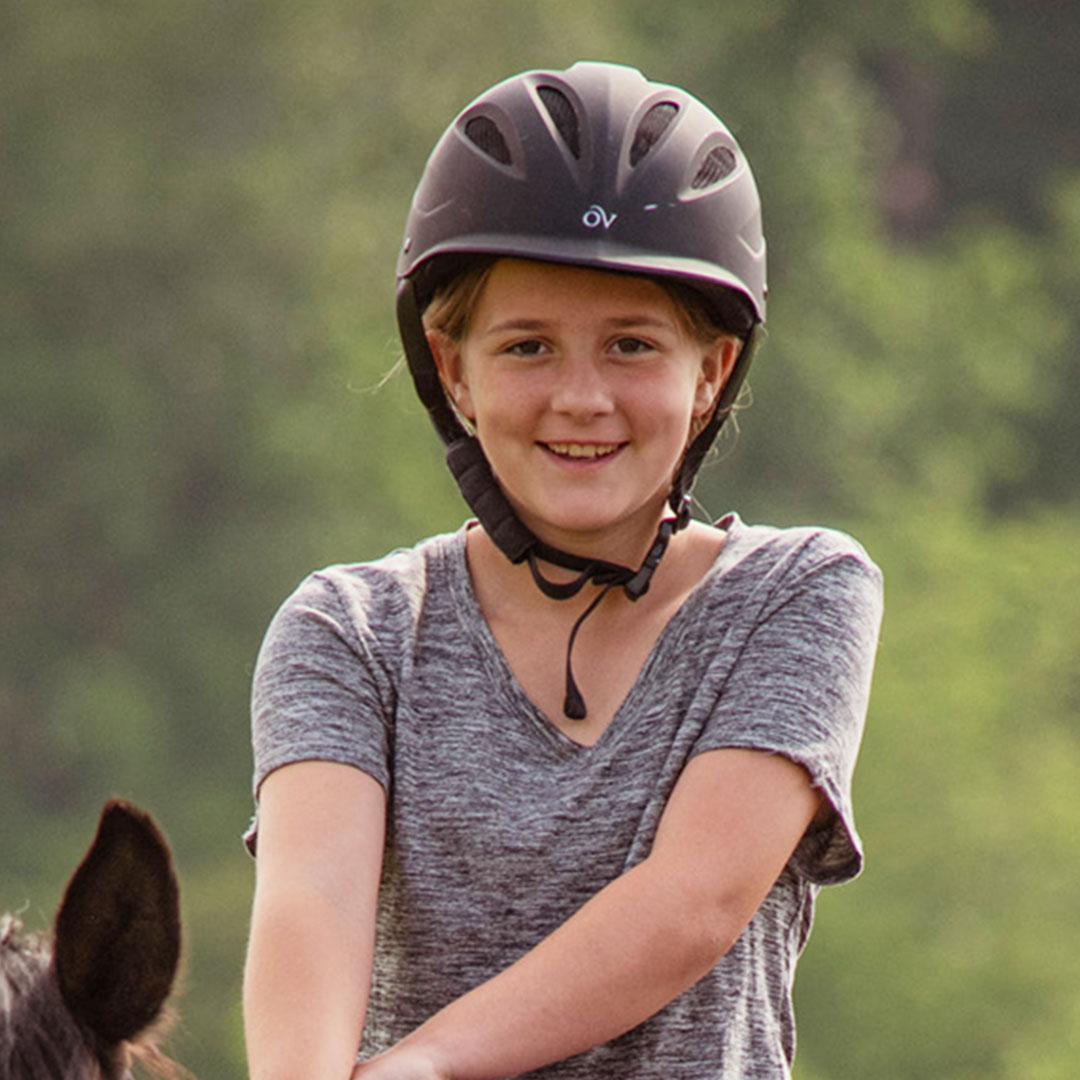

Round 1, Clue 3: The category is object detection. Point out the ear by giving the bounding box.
[53,799,181,1046]
[426,330,475,422]
[692,335,742,418]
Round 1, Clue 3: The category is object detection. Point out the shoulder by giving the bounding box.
[714,513,881,588]
[266,528,468,648]
[718,511,877,567]
[686,514,883,635]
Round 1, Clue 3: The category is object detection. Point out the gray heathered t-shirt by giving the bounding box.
[246,513,883,1079]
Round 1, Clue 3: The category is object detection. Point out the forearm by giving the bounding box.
[356,751,819,1080]
[244,762,387,1080]
[245,883,374,1080]
[366,855,737,1080]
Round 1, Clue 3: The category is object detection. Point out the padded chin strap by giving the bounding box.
[446,436,689,719]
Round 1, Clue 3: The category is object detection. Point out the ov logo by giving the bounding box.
[582,204,618,230]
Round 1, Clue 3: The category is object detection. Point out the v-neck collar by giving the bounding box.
[443,516,746,755]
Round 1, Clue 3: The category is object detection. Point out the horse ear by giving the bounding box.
[52,799,181,1045]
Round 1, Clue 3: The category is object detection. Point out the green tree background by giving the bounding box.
[3,2,1078,1077]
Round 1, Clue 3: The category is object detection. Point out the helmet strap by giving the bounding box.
[447,435,689,719]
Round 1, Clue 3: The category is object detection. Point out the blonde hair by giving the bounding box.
[421,258,499,343]
[421,257,742,348]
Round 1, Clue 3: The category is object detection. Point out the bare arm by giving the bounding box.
[245,760,386,1080]
[352,748,821,1080]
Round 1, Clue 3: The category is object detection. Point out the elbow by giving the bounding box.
[637,860,752,978]
[682,899,746,973]
[658,842,771,959]
[652,901,743,998]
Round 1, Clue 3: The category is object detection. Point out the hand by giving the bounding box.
[350,1043,447,1080]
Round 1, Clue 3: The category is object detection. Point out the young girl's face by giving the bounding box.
[429,259,734,560]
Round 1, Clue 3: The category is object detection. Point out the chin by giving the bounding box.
[522,501,667,551]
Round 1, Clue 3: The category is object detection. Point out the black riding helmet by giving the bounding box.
[396,61,767,718]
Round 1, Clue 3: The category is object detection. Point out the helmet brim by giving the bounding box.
[402,233,764,330]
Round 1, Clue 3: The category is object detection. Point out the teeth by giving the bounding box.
[545,442,619,459]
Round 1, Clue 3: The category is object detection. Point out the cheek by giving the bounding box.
[648,371,704,426]
[657,376,708,449]
[468,370,542,428]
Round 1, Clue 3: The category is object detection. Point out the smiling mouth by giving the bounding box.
[542,441,623,460]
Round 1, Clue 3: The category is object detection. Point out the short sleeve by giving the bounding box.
[692,546,883,885]
[243,570,398,855]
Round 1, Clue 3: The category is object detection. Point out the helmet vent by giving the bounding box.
[629,102,679,166]
[537,86,581,158]
[690,145,737,189]
[464,115,513,166]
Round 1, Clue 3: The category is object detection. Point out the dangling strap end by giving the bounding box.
[563,676,588,721]
[560,585,612,721]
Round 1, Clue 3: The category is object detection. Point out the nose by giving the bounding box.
[550,354,614,419]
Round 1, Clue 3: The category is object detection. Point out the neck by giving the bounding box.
[470,505,687,611]
[511,500,677,577]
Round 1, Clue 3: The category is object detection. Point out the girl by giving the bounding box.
[243,62,883,1080]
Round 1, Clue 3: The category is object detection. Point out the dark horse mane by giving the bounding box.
[0,800,185,1080]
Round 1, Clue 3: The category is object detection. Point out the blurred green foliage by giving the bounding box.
[2,2,1078,1078]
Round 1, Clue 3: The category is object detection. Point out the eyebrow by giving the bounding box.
[480,315,676,336]
[481,319,549,335]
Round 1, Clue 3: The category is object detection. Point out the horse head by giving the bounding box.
[0,799,183,1079]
